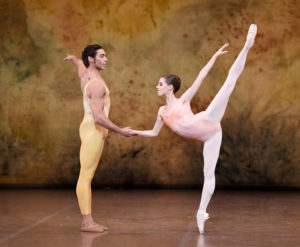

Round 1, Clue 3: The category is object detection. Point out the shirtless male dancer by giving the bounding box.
[64,44,133,233]
[130,24,257,233]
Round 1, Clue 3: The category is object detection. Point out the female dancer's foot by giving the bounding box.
[196,211,210,234]
[245,24,257,50]
[81,214,108,233]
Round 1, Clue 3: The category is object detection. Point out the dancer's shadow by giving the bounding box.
[80,231,107,247]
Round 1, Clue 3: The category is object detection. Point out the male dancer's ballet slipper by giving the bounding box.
[245,24,257,49]
[81,224,108,233]
[196,212,210,234]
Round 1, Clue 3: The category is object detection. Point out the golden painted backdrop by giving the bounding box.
[0,0,299,188]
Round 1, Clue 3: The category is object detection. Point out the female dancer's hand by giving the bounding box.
[131,130,138,136]
[127,128,138,136]
[214,43,229,57]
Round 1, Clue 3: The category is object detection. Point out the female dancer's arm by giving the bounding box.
[64,54,87,78]
[181,43,229,103]
[132,107,164,137]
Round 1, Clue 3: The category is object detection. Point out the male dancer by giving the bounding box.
[64,44,133,232]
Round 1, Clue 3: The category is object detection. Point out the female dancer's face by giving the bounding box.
[156,77,173,96]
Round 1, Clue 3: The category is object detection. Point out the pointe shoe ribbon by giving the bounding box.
[196,212,210,220]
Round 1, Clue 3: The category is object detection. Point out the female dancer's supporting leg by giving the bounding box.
[197,24,257,233]
[197,131,222,233]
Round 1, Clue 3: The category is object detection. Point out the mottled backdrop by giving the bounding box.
[0,0,299,188]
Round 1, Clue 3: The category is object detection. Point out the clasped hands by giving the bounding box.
[121,127,137,137]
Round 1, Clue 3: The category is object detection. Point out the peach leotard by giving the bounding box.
[162,100,221,142]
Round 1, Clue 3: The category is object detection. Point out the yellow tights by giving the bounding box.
[76,114,107,215]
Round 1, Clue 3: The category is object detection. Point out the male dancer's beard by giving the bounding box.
[94,60,101,70]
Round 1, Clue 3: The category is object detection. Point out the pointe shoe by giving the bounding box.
[196,212,210,234]
[245,24,257,49]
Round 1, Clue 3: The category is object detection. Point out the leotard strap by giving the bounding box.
[82,79,98,96]
[82,79,109,97]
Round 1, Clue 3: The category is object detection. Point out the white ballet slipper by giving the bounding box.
[245,24,257,49]
[196,212,210,234]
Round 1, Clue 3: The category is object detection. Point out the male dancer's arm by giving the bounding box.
[88,82,132,137]
[64,54,87,78]
[64,54,132,137]
[131,107,164,137]
[181,43,229,103]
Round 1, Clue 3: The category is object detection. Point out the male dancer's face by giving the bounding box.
[91,49,108,70]
[156,77,173,96]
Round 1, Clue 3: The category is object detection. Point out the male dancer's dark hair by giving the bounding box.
[81,44,103,68]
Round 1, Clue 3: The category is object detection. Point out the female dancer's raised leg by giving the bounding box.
[205,24,257,123]
[197,24,257,233]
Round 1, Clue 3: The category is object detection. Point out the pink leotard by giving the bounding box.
[161,100,221,142]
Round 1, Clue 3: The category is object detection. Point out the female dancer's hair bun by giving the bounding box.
[163,74,181,93]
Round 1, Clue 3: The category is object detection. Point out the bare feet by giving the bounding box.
[81,223,107,233]
[245,24,257,50]
[81,214,108,233]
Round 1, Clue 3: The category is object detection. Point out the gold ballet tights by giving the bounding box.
[76,114,107,215]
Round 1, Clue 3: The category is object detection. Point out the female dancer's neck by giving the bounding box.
[165,92,177,106]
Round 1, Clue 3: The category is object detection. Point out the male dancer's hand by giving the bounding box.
[64,54,76,61]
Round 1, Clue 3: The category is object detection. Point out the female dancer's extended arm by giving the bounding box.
[64,54,87,78]
[181,43,229,103]
[132,107,164,137]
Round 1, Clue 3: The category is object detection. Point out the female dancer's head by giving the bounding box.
[156,74,181,96]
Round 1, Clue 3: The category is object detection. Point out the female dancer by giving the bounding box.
[131,24,257,233]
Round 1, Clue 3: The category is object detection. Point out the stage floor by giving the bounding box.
[0,190,299,247]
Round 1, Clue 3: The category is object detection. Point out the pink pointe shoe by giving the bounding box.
[245,24,257,49]
[196,212,210,234]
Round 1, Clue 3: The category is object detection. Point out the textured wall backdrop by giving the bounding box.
[0,0,299,188]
